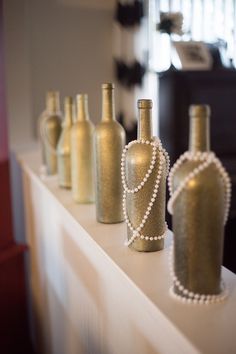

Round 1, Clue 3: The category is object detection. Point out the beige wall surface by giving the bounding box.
[3,0,115,244]
[3,0,32,147]
[4,0,114,147]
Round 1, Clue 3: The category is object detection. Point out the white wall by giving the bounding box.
[3,0,115,243]
[3,0,32,147]
[4,0,115,147]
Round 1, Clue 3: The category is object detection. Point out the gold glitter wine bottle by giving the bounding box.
[169,105,230,297]
[57,96,73,188]
[125,99,168,252]
[94,83,125,223]
[39,91,62,175]
[71,94,95,203]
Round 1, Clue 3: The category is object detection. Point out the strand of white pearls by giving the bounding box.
[168,243,228,305]
[121,138,170,246]
[122,153,164,244]
[121,139,158,193]
[125,222,168,246]
[167,151,231,304]
[167,151,231,225]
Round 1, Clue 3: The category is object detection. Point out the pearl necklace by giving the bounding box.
[169,243,228,305]
[167,151,231,224]
[121,138,170,246]
[167,151,231,304]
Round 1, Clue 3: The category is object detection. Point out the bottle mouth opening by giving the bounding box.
[102,83,114,89]
[138,99,153,109]
[189,104,210,117]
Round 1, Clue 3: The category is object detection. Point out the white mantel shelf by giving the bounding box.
[19,150,236,354]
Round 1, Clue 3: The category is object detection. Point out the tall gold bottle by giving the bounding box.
[171,105,225,295]
[71,94,95,203]
[94,83,125,223]
[125,99,167,252]
[39,91,62,175]
[38,94,48,165]
[57,96,73,188]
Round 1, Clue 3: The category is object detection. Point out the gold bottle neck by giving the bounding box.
[63,97,73,127]
[46,92,60,115]
[102,84,115,122]
[76,94,89,122]
[138,108,153,140]
[189,107,210,153]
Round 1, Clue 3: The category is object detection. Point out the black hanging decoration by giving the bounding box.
[115,60,146,88]
[115,0,144,27]
[114,0,145,141]
[118,112,137,143]
[157,18,173,35]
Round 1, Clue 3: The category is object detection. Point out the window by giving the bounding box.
[145,0,236,134]
[148,0,236,72]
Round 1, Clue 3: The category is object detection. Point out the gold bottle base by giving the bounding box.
[97,217,124,224]
[73,198,94,204]
[59,183,71,189]
[128,238,164,252]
